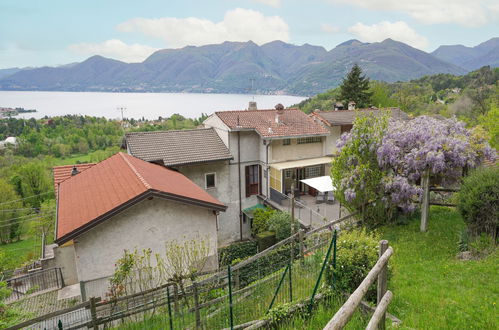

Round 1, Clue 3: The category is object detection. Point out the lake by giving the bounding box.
[0,91,307,120]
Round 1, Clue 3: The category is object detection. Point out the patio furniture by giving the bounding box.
[316,192,325,204]
[326,192,335,204]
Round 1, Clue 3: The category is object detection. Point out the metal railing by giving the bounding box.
[5,267,64,302]
[268,189,337,228]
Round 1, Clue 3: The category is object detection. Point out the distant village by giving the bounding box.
[0,106,37,118]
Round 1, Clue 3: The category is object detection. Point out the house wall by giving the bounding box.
[323,126,341,155]
[204,115,230,147]
[73,198,218,285]
[177,161,241,245]
[42,243,78,285]
[270,138,325,163]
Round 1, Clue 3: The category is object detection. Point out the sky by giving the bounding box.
[1,0,498,69]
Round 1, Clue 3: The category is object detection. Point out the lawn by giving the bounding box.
[275,206,498,329]
[380,206,498,329]
[0,236,41,271]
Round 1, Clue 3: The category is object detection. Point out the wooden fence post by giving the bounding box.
[377,240,389,330]
[89,296,98,330]
[420,167,430,232]
[193,282,201,329]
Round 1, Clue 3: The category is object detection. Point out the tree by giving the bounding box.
[29,199,55,242]
[331,112,394,225]
[339,64,372,108]
[0,179,24,243]
[10,162,52,210]
[333,114,496,226]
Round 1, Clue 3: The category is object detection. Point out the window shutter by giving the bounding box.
[259,165,262,195]
[245,166,250,197]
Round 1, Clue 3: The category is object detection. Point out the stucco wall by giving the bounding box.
[177,161,241,244]
[73,198,218,283]
[270,138,325,163]
[203,115,230,147]
[324,126,341,155]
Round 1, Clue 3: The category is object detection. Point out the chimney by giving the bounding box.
[71,165,79,176]
[348,101,356,110]
[275,103,284,124]
[334,102,344,111]
[248,101,257,110]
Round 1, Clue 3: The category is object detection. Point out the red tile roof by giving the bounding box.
[55,152,225,244]
[214,108,329,138]
[311,108,409,126]
[53,163,96,198]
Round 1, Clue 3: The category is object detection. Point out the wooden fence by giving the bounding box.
[323,240,394,330]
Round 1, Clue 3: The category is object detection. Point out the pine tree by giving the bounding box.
[339,64,372,108]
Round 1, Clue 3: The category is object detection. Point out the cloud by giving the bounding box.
[68,39,157,62]
[348,21,429,49]
[329,0,498,27]
[321,23,340,34]
[117,8,289,48]
[251,0,281,7]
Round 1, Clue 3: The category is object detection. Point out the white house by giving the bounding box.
[51,152,226,298]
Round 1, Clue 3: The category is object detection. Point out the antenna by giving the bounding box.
[117,106,126,131]
[249,78,255,101]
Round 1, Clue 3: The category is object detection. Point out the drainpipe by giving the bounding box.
[266,140,271,198]
[238,131,243,241]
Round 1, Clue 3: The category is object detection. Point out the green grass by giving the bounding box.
[0,236,41,270]
[380,206,498,329]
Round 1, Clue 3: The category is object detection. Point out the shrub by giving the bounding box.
[325,229,383,302]
[255,231,277,252]
[268,211,298,241]
[457,167,499,239]
[252,208,276,236]
[218,240,258,266]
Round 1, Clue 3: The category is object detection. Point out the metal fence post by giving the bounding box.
[377,240,389,330]
[79,281,86,302]
[193,282,201,329]
[332,230,337,287]
[59,268,65,287]
[308,231,336,313]
[228,265,234,330]
[166,285,174,330]
[288,261,293,302]
[58,319,63,330]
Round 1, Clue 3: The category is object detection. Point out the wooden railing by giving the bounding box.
[323,240,393,330]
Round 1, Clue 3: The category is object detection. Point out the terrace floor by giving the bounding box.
[270,194,341,228]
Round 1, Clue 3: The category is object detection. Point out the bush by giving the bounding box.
[252,208,276,236]
[256,231,277,251]
[325,229,383,301]
[268,212,299,241]
[457,167,499,239]
[218,240,258,266]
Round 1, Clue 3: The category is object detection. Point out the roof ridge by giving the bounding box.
[119,152,152,190]
[126,127,212,136]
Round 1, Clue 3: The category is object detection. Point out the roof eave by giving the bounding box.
[164,156,233,167]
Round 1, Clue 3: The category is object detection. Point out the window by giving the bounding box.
[305,166,321,178]
[284,169,293,179]
[282,138,291,145]
[245,165,261,197]
[205,173,216,189]
[297,136,322,144]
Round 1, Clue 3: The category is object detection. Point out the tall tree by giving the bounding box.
[0,179,24,243]
[10,162,52,210]
[339,64,372,108]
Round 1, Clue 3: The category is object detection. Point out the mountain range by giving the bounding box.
[0,38,497,96]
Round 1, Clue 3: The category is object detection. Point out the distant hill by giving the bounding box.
[432,38,499,70]
[1,38,494,96]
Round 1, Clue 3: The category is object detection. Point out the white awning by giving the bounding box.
[270,157,332,171]
[300,176,335,192]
